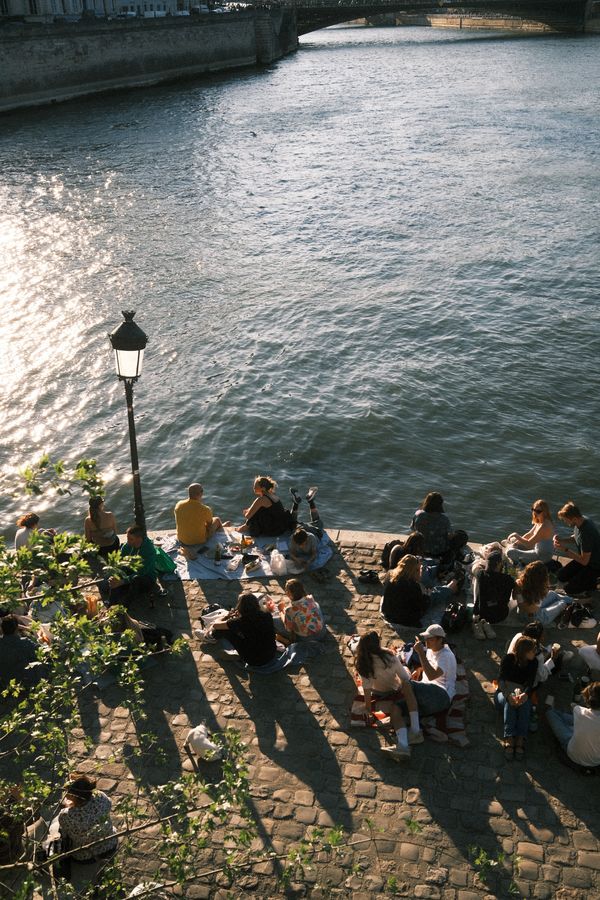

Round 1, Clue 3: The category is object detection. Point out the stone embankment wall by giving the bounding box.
[364,11,587,31]
[0,11,298,114]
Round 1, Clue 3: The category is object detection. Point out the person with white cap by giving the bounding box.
[411,624,457,717]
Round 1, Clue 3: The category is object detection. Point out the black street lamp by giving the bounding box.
[108,311,149,532]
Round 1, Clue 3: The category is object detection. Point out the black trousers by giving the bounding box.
[557,560,600,595]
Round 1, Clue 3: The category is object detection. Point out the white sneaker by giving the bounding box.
[408,730,424,745]
[194,628,217,644]
[381,744,411,761]
[481,620,496,639]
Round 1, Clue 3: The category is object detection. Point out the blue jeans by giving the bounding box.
[533,591,572,627]
[546,709,573,751]
[420,560,439,589]
[430,584,454,604]
[411,681,451,717]
[495,691,531,737]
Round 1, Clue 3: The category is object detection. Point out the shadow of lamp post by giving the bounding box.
[108,310,149,532]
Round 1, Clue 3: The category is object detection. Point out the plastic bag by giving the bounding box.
[270,549,287,577]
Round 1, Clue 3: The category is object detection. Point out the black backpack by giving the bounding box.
[441,600,468,633]
[381,539,402,570]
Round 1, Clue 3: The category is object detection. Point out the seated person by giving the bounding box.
[107,526,157,606]
[411,492,469,566]
[495,636,538,759]
[472,546,515,624]
[554,501,600,596]
[411,624,457,717]
[381,555,430,628]
[505,500,555,566]
[507,621,570,687]
[209,592,280,668]
[516,561,574,627]
[174,483,228,561]
[287,488,324,573]
[84,497,120,559]
[579,631,600,677]
[58,775,118,863]
[354,631,422,760]
[274,579,326,641]
[237,476,298,537]
[546,681,600,770]
[107,607,174,652]
[0,615,44,692]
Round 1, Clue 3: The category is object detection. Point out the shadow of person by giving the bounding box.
[222,664,354,833]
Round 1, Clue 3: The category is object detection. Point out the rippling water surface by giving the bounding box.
[1,26,599,540]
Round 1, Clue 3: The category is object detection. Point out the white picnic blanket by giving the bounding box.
[155,529,334,582]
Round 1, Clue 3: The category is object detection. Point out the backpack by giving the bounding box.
[561,602,594,628]
[381,539,402,570]
[441,600,468,633]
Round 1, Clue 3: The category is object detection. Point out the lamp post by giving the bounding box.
[109,311,149,532]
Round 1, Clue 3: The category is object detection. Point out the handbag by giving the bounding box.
[154,545,177,575]
[200,604,229,629]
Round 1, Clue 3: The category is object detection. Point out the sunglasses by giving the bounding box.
[531,507,544,513]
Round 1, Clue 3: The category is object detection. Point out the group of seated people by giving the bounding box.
[380,493,598,634]
[352,620,600,771]
[197,578,326,670]
[174,478,324,572]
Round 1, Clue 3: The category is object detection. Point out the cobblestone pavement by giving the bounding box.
[76,531,600,898]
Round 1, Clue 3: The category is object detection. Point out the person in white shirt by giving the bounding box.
[578,632,600,676]
[354,631,422,762]
[412,624,457,717]
[546,681,600,769]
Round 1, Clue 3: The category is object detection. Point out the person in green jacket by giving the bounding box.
[107,525,157,606]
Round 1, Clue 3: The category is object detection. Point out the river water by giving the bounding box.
[1,26,599,541]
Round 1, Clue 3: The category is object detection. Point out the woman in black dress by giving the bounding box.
[237,476,298,537]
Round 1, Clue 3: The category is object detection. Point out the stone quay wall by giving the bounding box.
[0,11,298,114]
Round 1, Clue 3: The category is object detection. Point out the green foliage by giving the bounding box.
[19,454,105,499]
[404,816,423,835]
[468,845,522,896]
[386,874,400,894]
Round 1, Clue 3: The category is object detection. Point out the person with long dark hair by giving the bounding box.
[210,592,279,667]
[84,497,119,559]
[495,636,538,760]
[354,631,422,761]
[516,561,576,628]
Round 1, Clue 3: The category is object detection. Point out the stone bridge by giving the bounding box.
[277,0,591,35]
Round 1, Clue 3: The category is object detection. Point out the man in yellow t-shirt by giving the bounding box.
[175,484,227,560]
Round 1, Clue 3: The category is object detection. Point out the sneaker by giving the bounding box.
[472,617,486,640]
[289,487,302,505]
[481,620,496,639]
[194,628,217,644]
[408,730,424,745]
[306,486,319,502]
[381,744,410,761]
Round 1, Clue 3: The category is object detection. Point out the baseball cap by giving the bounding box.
[419,624,446,639]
